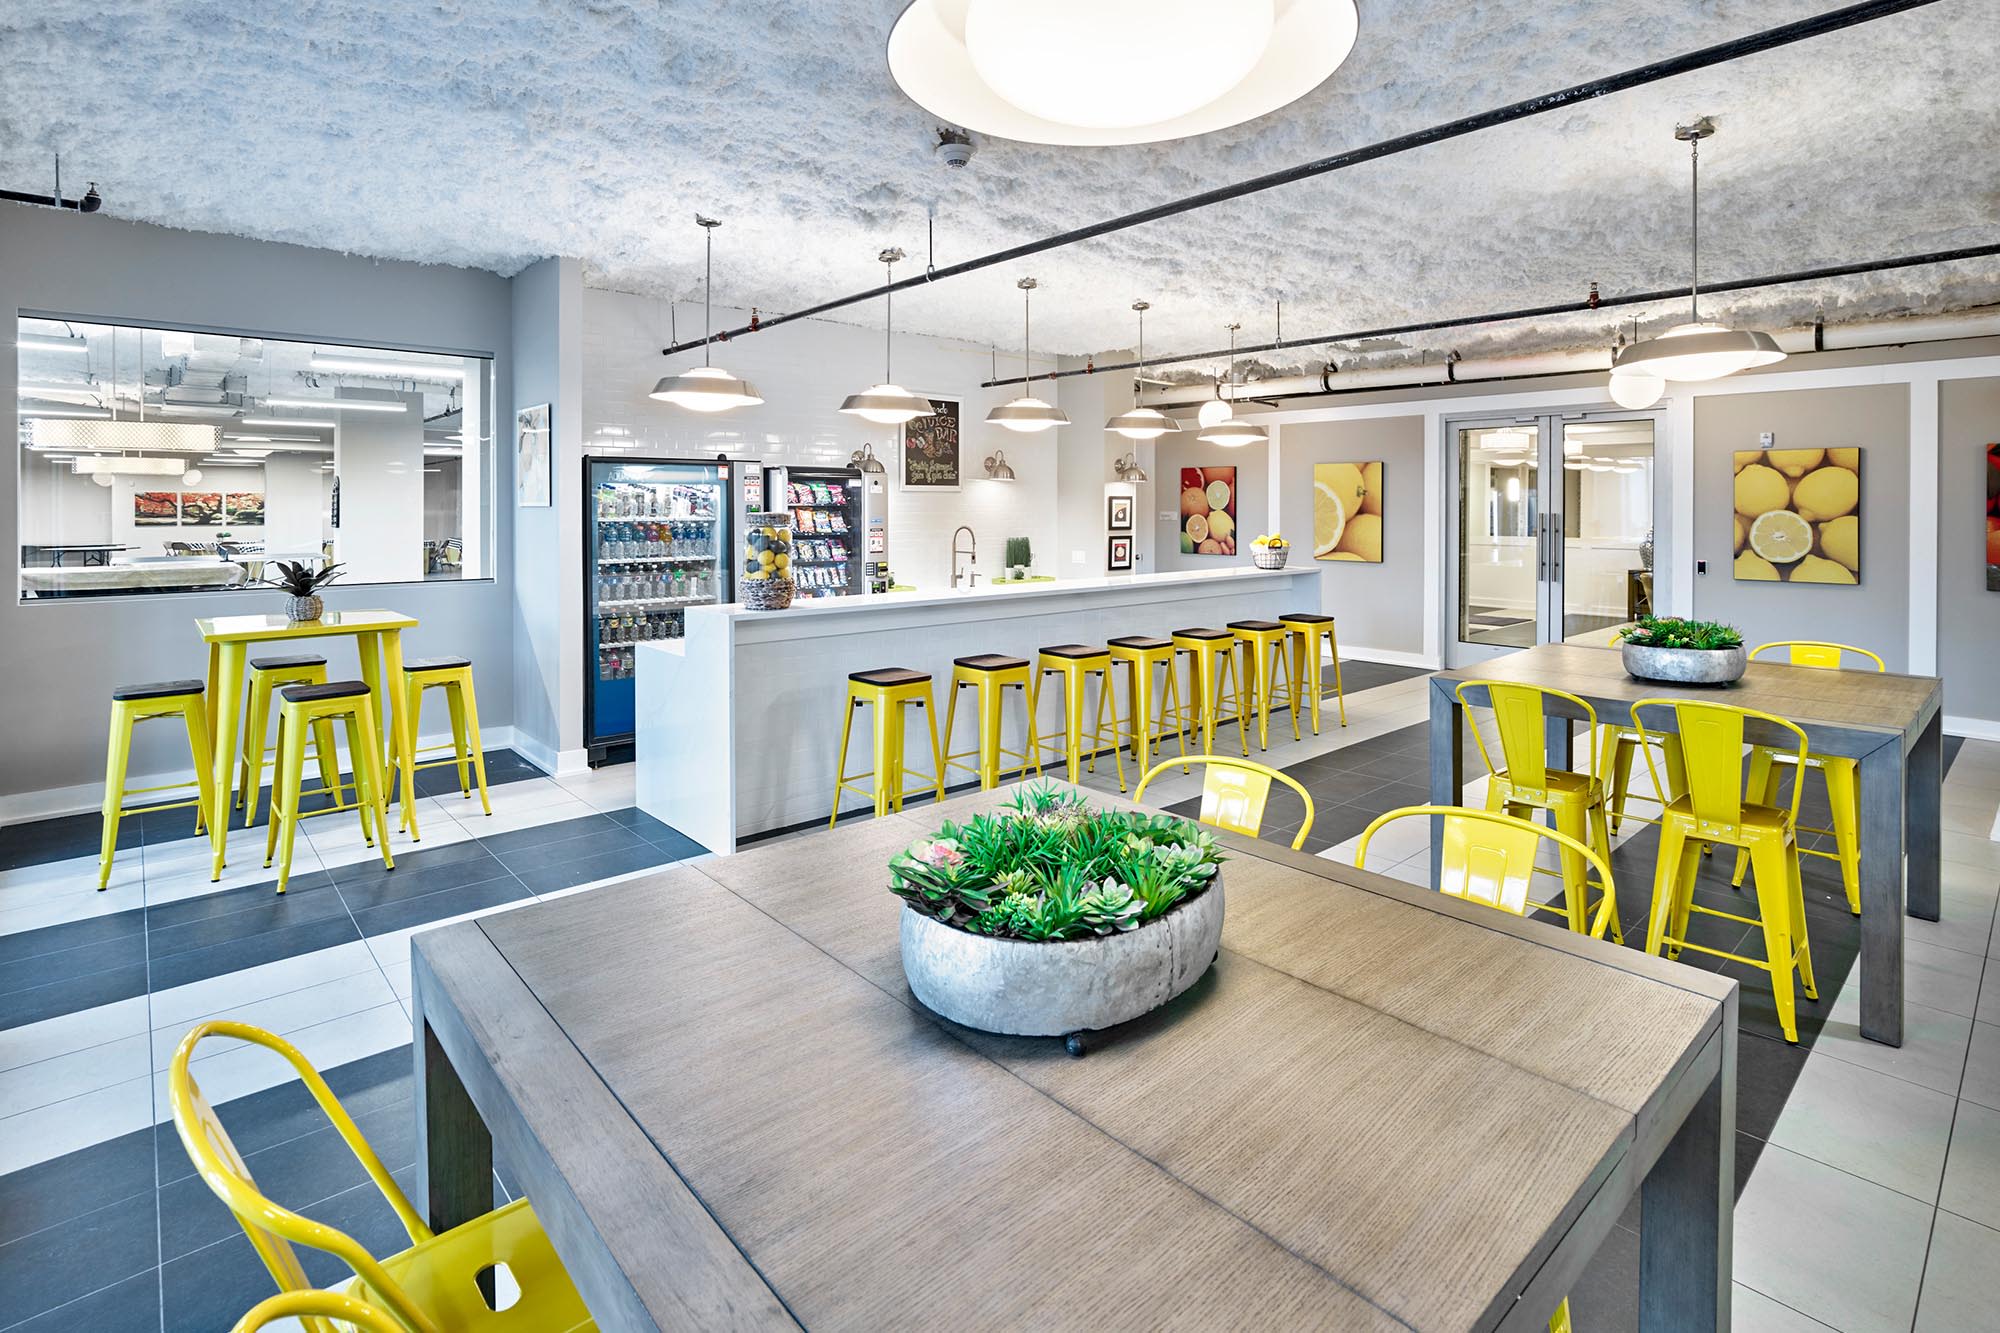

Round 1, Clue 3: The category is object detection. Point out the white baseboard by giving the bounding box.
[0,724,525,827]
[1339,646,1441,671]
[1944,715,2000,743]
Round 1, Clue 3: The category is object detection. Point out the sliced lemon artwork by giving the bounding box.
[1312,477,1347,558]
[1748,510,1813,565]
[1313,461,1385,562]
[1731,448,1863,583]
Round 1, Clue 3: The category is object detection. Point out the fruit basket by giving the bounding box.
[741,513,794,611]
[1250,533,1290,569]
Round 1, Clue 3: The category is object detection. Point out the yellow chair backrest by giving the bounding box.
[1750,640,1886,672]
[1356,805,1619,938]
[1134,756,1316,850]
[232,1291,407,1333]
[1456,680,1601,793]
[1630,698,1809,830]
[169,1021,441,1333]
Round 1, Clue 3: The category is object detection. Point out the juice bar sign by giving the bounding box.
[902,398,960,490]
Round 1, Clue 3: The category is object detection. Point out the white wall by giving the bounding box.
[263,455,324,554]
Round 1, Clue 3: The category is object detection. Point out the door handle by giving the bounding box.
[1548,512,1562,581]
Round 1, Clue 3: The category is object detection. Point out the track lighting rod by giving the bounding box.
[979,239,2000,388]
[661,0,1943,359]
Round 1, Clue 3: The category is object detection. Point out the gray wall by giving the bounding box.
[1939,377,2000,719]
[507,256,569,767]
[0,204,514,802]
[1276,416,1427,656]
[1154,434,1269,573]
[1691,383,1911,669]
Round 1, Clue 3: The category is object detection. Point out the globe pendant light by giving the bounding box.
[1106,300,1181,440]
[1197,323,1266,447]
[1611,120,1786,387]
[650,216,764,413]
[985,278,1068,433]
[840,248,936,425]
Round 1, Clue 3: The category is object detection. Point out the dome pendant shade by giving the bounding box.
[1106,406,1178,439]
[1197,418,1267,447]
[1196,398,1233,428]
[840,383,935,424]
[1607,368,1667,409]
[650,365,764,412]
[1612,322,1786,383]
[988,396,1068,432]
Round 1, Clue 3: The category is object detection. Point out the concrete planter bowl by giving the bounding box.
[1621,641,1747,686]
[900,876,1225,1053]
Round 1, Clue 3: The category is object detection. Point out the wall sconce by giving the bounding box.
[1111,451,1149,483]
[984,451,1017,481]
[848,441,887,474]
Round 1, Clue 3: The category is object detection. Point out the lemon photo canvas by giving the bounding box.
[1312,461,1384,562]
[1732,448,1860,583]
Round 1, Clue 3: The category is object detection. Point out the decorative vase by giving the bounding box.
[1639,528,1656,571]
[286,594,323,623]
[1621,641,1745,685]
[899,877,1225,1039]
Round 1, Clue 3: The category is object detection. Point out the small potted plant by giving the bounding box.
[1615,615,1747,685]
[1250,532,1290,569]
[1004,535,1032,580]
[264,560,344,623]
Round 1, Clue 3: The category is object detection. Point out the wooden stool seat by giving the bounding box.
[111,678,206,701]
[954,653,1030,672]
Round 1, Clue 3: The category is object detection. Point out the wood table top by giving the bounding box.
[429,784,1732,1332]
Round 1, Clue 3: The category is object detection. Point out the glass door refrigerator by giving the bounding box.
[584,457,735,763]
[767,465,863,598]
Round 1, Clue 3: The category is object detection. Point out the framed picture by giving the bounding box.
[1107,533,1134,571]
[901,397,960,490]
[1732,448,1859,583]
[1986,443,1998,592]
[224,492,265,526]
[517,402,552,508]
[133,491,179,525]
[1107,494,1134,532]
[180,492,223,525]
[1313,461,1384,562]
[1178,466,1236,555]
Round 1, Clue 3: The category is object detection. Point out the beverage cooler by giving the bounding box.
[767,465,865,598]
[585,457,736,761]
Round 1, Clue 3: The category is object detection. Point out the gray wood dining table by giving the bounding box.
[413,782,1735,1331]
[1429,643,1942,1048]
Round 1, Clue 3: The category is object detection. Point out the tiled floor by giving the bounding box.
[2,663,1996,1332]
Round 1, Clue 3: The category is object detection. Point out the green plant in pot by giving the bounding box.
[1004,535,1032,579]
[264,560,345,623]
[1614,615,1747,684]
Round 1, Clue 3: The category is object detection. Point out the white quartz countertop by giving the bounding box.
[699,565,1317,623]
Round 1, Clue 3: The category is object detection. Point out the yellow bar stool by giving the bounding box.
[171,1021,596,1333]
[1108,635,1191,777]
[237,653,342,828]
[1171,627,1250,759]
[98,680,217,891]
[1279,612,1346,732]
[1136,756,1314,850]
[1634,698,1817,1043]
[1229,620,1301,752]
[1030,644,1127,790]
[263,681,396,893]
[1729,640,1881,915]
[1457,680,1620,943]
[830,667,946,824]
[398,655,492,828]
[941,654,1040,790]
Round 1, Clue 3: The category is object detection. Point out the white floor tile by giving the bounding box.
[1905,939,1988,1019]
[1938,1098,2000,1233]
[0,881,145,937]
[154,999,409,1120]
[1731,1285,1840,1332]
[0,849,143,902]
[1913,1210,2000,1332]
[0,996,150,1073]
[1766,1051,1957,1202]
[0,1075,152,1175]
[1962,1020,2000,1111]
[1941,831,2000,871]
[147,939,380,1034]
[440,795,594,838]
[149,969,398,1071]
[555,767,636,812]
[141,831,327,904]
[0,1032,151,1120]
[1976,967,2000,1028]
[1815,989,1976,1096]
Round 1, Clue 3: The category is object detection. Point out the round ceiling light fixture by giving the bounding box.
[887,0,1359,146]
[650,216,764,414]
[1106,301,1181,440]
[840,247,937,426]
[985,278,1069,433]
[1197,323,1267,447]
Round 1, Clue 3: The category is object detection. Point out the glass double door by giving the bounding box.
[1449,410,1659,665]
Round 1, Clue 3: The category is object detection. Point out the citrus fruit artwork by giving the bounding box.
[1986,442,1999,593]
[1731,448,1860,583]
[1180,466,1236,555]
[1313,461,1384,562]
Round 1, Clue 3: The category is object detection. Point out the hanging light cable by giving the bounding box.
[985,277,1068,433]
[651,216,764,412]
[1197,323,1267,446]
[1611,119,1786,385]
[840,247,936,424]
[1106,300,1180,440]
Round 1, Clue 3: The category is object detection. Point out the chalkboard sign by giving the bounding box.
[902,397,960,491]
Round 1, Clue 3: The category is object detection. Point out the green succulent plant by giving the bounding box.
[1614,615,1743,651]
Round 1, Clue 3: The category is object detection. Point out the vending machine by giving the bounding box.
[583,456,736,763]
[764,465,863,598]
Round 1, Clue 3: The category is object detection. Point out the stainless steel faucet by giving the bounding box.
[950,525,979,588]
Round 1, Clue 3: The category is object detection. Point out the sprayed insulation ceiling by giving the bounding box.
[3,1,1997,373]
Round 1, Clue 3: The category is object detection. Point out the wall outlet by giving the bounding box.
[1071,549,1086,566]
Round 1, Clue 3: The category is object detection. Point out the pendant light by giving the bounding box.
[1611,120,1785,386]
[1197,323,1266,447]
[985,277,1068,433]
[1105,300,1180,440]
[651,216,764,413]
[1197,383,1233,429]
[840,248,936,425]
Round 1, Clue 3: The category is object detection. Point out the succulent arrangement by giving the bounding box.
[1615,615,1744,651]
[262,560,345,597]
[888,782,1224,942]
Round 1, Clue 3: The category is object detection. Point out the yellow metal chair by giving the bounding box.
[1634,698,1818,1043]
[232,1291,407,1333]
[171,1021,594,1333]
[1730,641,1882,915]
[1171,627,1250,759]
[831,667,946,824]
[1356,805,1620,941]
[264,682,396,893]
[1135,756,1315,851]
[1229,620,1302,751]
[1457,680,1620,943]
[1280,612,1347,732]
[98,679,216,890]
[398,656,493,829]
[1107,635,1191,777]
[1600,634,1684,836]
[237,653,343,828]
[1030,644,1128,791]
[941,654,1040,790]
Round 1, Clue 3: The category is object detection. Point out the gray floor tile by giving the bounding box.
[1913,1210,2000,1332]
[1938,1098,2000,1232]
[1766,1052,1956,1202]
[1975,966,2000,1027]
[1905,940,1987,1019]
[1814,992,1976,1097]
[1732,1284,1840,1331]
[1963,1021,2000,1111]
